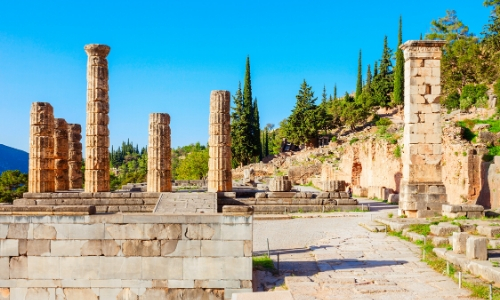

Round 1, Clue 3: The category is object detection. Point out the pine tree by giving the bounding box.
[356,50,363,99]
[333,84,338,100]
[393,16,405,106]
[366,64,372,92]
[373,61,378,77]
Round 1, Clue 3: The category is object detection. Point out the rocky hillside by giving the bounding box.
[0,144,28,173]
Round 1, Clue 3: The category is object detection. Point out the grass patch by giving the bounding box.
[349,137,359,145]
[409,224,431,236]
[253,255,275,272]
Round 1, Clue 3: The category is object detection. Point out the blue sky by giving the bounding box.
[0,1,490,152]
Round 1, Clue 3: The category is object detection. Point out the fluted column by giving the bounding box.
[208,90,232,192]
[68,123,83,189]
[147,113,171,192]
[29,102,55,193]
[84,44,111,192]
[54,118,69,191]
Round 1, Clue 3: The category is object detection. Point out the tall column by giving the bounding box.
[54,118,69,191]
[208,90,232,192]
[399,40,447,218]
[29,102,55,193]
[147,113,172,192]
[68,123,83,189]
[84,44,111,192]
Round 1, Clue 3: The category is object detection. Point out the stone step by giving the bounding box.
[0,205,95,215]
[359,222,387,232]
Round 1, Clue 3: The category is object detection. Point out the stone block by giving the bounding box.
[161,240,200,257]
[201,241,244,257]
[10,257,28,279]
[33,225,57,240]
[60,257,99,279]
[430,223,460,236]
[316,192,330,199]
[0,258,8,279]
[452,232,469,254]
[442,211,467,218]
[164,279,194,288]
[68,224,105,240]
[60,288,98,299]
[255,193,267,199]
[195,279,240,289]
[224,257,252,280]
[27,240,50,256]
[442,204,461,213]
[11,287,56,300]
[99,257,142,280]
[27,257,60,279]
[145,224,181,240]
[7,224,30,239]
[266,192,295,199]
[466,236,488,260]
[142,257,183,279]
[336,199,357,205]
[244,240,252,257]
[51,240,85,257]
[268,176,292,192]
[0,224,8,239]
[105,224,145,240]
[122,240,160,257]
[0,240,18,256]
[0,288,8,300]
[462,205,484,212]
[220,224,252,240]
[467,211,484,219]
[183,257,224,280]
[387,194,399,204]
[477,225,500,238]
[183,224,216,240]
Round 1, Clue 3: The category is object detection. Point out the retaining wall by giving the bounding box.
[0,212,252,299]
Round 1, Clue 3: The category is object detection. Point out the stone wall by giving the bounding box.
[0,213,252,299]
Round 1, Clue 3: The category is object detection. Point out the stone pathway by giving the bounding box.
[253,203,474,299]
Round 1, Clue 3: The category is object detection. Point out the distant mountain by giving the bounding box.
[0,144,28,174]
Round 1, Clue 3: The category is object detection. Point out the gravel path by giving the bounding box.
[253,201,473,299]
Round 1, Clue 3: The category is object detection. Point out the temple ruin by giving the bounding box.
[67,123,83,189]
[84,44,111,193]
[399,40,448,218]
[54,118,69,191]
[147,113,172,192]
[208,90,232,192]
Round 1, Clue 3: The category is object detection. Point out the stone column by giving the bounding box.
[54,118,69,191]
[208,90,232,192]
[147,113,172,192]
[29,102,55,193]
[84,44,111,192]
[68,124,83,189]
[399,40,447,218]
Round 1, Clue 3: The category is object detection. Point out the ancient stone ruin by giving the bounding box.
[399,40,448,218]
[67,123,83,189]
[147,113,172,192]
[269,176,292,192]
[208,90,232,192]
[84,44,111,193]
[54,118,69,191]
[29,102,55,193]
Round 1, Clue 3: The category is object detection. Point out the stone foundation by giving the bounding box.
[0,211,253,300]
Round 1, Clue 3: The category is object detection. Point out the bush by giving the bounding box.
[394,145,401,158]
[443,91,460,111]
[349,138,359,145]
[331,136,337,142]
[0,170,28,203]
[494,79,500,109]
[376,117,392,126]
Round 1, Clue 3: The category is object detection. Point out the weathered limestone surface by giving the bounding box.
[466,236,488,261]
[453,232,469,254]
[54,118,69,191]
[84,44,111,192]
[268,176,292,192]
[208,91,232,192]
[29,102,55,193]
[399,40,448,218]
[0,212,252,300]
[321,180,345,192]
[153,192,217,214]
[147,113,171,192]
[67,123,83,189]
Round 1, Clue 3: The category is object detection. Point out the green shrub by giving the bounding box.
[376,117,392,126]
[331,136,337,142]
[349,138,359,145]
[394,145,401,158]
[252,255,275,271]
[443,91,460,111]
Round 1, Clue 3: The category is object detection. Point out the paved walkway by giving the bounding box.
[253,201,473,300]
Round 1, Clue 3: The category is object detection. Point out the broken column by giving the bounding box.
[29,102,55,193]
[84,44,111,192]
[269,176,292,192]
[54,118,69,191]
[68,123,83,189]
[208,90,232,192]
[399,40,447,218]
[147,113,172,192]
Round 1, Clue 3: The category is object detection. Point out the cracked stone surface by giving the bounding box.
[253,200,473,299]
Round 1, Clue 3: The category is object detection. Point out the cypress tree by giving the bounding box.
[322,85,327,104]
[264,128,269,157]
[393,16,404,106]
[373,61,378,77]
[356,50,363,99]
[230,82,246,167]
[252,98,261,161]
[365,64,372,93]
[371,36,394,108]
[420,33,423,40]
[333,84,337,100]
